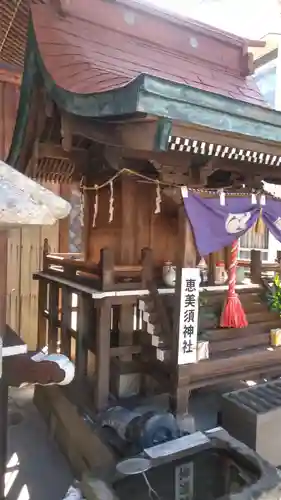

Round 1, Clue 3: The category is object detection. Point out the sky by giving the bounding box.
[146,0,280,38]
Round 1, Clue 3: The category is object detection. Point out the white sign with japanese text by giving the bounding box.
[178,267,200,365]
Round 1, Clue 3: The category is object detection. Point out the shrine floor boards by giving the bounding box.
[5,387,73,500]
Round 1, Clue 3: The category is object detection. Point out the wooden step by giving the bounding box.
[242,302,268,313]
[203,319,281,341]
[246,311,280,324]
[209,331,271,355]
[185,345,281,383]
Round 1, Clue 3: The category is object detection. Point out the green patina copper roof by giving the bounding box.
[8,9,281,169]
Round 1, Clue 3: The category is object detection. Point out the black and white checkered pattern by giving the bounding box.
[168,136,281,166]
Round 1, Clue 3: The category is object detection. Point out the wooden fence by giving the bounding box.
[6,223,60,349]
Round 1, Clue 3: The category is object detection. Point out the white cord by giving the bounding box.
[142,472,161,500]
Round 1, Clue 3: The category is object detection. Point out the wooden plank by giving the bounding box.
[6,229,21,333]
[19,227,41,349]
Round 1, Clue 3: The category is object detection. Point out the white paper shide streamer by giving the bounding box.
[92,185,99,227]
[108,180,114,223]
[154,181,162,214]
[219,190,225,206]
[80,177,85,226]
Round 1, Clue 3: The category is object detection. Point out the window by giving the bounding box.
[238,225,269,262]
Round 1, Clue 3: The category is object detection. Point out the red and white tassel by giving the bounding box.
[220,240,248,328]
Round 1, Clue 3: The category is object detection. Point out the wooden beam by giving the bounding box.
[254,48,278,70]
[172,122,281,158]
[102,148,281,184]
[61,112,160,151]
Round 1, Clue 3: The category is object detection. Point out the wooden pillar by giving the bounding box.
[60,286,71,357]
[75,293,92,388]
[250,250,261,284]
[170,206,197,415]
[119,176,137,360]
[37,280,48,350]
[0,232,8,500]
[208,253,216,285]
[83,184,93,262]
[48,282,59,353]
[58,183,71,253]
[95,299,111,411]
[37,241,49,349]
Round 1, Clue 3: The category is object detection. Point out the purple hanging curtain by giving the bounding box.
[182,192,281,256]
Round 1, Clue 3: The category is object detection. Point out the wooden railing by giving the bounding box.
[42,239,163,292]
[37,276,146,410]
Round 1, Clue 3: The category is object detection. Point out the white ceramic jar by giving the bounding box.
[162,261,176,287]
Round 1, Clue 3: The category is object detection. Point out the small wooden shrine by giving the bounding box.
[8,0,281,472]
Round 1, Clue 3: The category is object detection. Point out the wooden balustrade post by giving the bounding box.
[95,299,111,411]
[100,248,114,291]
[48,282,59,353]
[42,238,49,271]
[60,286,71,357]
[250,250,262,284]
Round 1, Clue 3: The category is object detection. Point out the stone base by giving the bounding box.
[110,359,140,398]
[222,379,281,466]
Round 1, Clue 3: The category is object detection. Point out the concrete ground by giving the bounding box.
[3,382,245,499]
[5,387,73,500]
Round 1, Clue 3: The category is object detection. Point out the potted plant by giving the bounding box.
[266,274,281,346]
[267,273,281,315]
